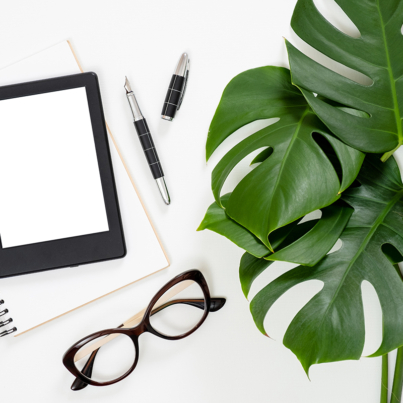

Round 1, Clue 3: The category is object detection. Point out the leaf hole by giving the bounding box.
[250,147,273,165]
[299,209,322,224]
[268,218,306,250]
[348,179,362,189]
[313,0,361,39]
[328,238,342,254]
[219,146,275,196]
[246,261,297,302]
[318,97,370,119]
[263,280,324,341]
[312,132,343,184]
[289,30,373,86]
[334,105,370,119]
[381,243,403,266]
[361,281,383,356]
[207,118,279,168]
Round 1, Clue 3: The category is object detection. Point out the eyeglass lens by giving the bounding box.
[74,333,136,383]
[149,279,206,337]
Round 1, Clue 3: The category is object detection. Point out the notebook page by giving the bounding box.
[0,41,169,335]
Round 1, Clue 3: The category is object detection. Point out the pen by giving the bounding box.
[124,77,170,205]
[161,52,189,121]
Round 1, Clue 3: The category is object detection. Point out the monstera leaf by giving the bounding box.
[198,192,352,266]
[247,155,403,373]
[286,0,403,160]
[206,66,363,250]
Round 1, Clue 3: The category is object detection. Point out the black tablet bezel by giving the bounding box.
[0,72,126,278]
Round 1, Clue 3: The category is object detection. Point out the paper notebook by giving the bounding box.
[0,41,169,337]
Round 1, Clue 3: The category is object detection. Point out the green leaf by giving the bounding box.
[267,204,352,266]
[250,155,403,374]
[239,220,318,298]
[287,0,403,160]
[207,66,364,250]
[199,191,352,265]
[197,193,270,258]
[240,221,319,299]
[206,66,300,160]
[240,252,274,299]
[239,206,351,299]
[250,148,273,165]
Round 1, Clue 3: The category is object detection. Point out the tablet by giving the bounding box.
[0,72,125,278]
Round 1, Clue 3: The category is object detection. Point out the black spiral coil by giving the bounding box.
[0,299,17,337]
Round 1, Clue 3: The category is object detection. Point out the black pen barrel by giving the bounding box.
[133,118,164,180]
[161,74,185,120]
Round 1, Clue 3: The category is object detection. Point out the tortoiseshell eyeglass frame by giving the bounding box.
[62,269,226,390]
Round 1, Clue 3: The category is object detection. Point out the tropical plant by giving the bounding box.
[287,0,403,161]
[204,66,363,252]
[198,0,403,401]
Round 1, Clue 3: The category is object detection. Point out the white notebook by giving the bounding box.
[0,41,169,336]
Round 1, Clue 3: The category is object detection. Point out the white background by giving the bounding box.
[0,0,393,402]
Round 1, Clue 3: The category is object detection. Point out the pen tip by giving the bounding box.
[124,76,132,94]
[156,177,171,205]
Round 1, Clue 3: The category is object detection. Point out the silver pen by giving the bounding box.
[124,77,170,205]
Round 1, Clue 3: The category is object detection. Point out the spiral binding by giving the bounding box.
[0,299,17,337]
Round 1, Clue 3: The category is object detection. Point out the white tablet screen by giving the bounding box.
[0,87,109,248]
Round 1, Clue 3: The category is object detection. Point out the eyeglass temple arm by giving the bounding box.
[150,297,226,316]
[70,297,226,391]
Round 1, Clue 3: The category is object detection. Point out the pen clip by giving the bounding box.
[177,59,189,111]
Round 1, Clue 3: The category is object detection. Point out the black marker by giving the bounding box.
[124,77,170,205]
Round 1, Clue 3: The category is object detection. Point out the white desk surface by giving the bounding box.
[0,0,388,401]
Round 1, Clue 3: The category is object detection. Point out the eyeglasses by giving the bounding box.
[62,269,225,390]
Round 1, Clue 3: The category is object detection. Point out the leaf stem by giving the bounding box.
[380,354,388,403]
[381,144,401,162]
[391,347,403,403]
[376,0,403,163]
